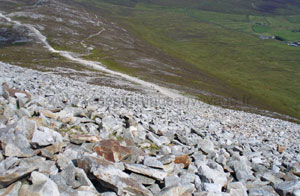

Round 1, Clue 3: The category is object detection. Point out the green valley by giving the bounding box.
[74,0,300,121]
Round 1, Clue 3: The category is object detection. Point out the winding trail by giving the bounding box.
[80,28,106,49]
[0,13,182,99]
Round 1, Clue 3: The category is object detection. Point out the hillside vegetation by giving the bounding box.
[74,0,300,121]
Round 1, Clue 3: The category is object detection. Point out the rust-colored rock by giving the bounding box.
[93,139,133,162]
[174,154,191,168]
[278,145,286,153]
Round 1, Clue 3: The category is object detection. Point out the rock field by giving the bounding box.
[0,61,300,196]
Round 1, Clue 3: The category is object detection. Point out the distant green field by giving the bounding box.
[74,0,300,120]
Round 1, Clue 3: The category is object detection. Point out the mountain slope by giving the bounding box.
[1,0,300,122]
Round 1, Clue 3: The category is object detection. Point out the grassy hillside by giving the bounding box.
[77,0,300,120]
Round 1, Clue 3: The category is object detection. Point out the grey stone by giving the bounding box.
[227,182,247,196]
[262,172,283,185]
[203,183,222,193]
[130,173,156,185]
[50,174,78,196]
[165,176,181,187]
[0,128,34,158]
[102,115,122,133]
[144,156,164,169]
[293,189,300,196]
[197,162,228,187]
[232,158,255,182]
[32,126,63,147]
[20,156,58,176]
[60,164,82,188]
[161,146,172,155]
[77,156,153,196]
[150,184,161,194]
[15,117,36,140]
[19,171,60,196]
[125,164,167,181]
[159,155,175,165]
[147,132,163,147]
[194,175,202,190]
[198,139,215,154]
[180,172,197,185]
[101,192,117,196]
[248,186,279,196]
[56,148,79,170]
[0,181,22,195]
[157,185,190,196]
[275,180,300,196]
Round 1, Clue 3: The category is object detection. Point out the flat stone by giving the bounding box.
[0,160,36,188]
[70,134,100,145]
[159,155,175,165]
[261,172,283,185]
[125,164,167,181]
[130,172,156,185]
[20,156,58,176]
[0,157,38,187]
[157,185,189,196]
[144,156,164,169]
[248,187,278,196]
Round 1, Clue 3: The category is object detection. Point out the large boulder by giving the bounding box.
[19,171,60,196]
[0,126,34,158]
[77,156,153,196]
[0,157,38,188]
[197,162,228,187]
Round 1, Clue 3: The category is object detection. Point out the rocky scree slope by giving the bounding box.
[0,62,300,196]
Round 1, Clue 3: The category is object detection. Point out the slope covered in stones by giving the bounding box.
[0,62,300,195]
